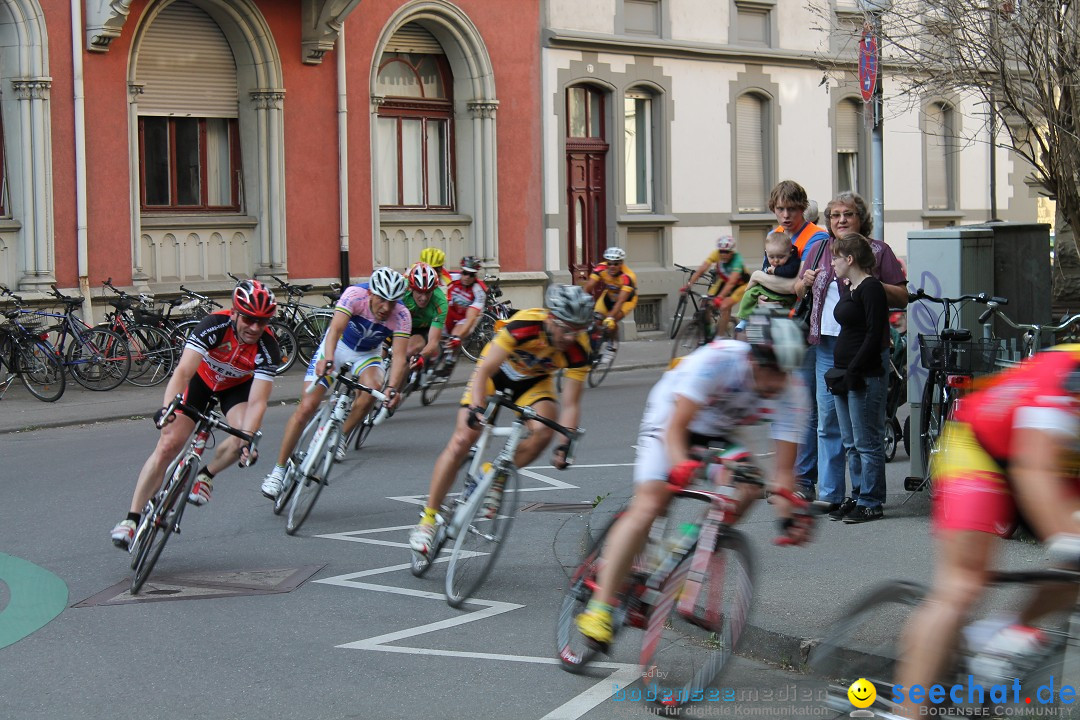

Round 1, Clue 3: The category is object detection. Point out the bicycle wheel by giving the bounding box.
[270,321,298,375]
[274,414,319,516]
[130,459,198,594]
[461,313,496,362]
[444,464,521,608]
[420,372,450,406]
[809,580,927,716]
[884,416,900,463]
[641,529,754,714]
[68,327,130,390]
[669,293,689,339]
[17,340,65,402]
[556,510,642,672]
[294,312,333,367]
[126,325,176,387]
[918,372,951,491]
[588,338,618,388]
[286,422,336,535]
[670,314,709,363]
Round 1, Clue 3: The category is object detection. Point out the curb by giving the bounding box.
[0,359,674,435]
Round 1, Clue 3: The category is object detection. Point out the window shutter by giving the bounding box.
[736,95,765,213]
[385,23,443,54]
[136,1,238,118]
[925,104,948,209]
[837,100,860,153]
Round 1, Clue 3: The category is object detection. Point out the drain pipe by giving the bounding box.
[71,0,92,321]
[336,22,350,288]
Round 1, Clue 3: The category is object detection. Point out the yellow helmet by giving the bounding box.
[419,247,445,269]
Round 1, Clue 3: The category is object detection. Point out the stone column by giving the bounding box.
[250,89,287,272]
[127,83,149,287]
[468,100,499,271]
[12,77,55,291]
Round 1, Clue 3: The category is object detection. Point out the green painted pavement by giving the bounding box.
[0,553,67,649]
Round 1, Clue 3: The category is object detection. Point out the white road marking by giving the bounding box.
[317,463,642,719]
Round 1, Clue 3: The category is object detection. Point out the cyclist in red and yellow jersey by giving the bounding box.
[894,346,1080,717]
[409,284,594,556]
[585,246,637,337]
[110,280,282,549]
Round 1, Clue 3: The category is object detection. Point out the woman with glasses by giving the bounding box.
[110,280,283,548]
[793,191,907,521]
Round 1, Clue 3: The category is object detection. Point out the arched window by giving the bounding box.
[925,102,957,210]
[735,93,769,213]
[376,24,454,210]
[624,89,654,210]
[836,98,864,193]
[135,1,241,211]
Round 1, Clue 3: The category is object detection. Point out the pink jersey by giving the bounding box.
[335,284,411,351]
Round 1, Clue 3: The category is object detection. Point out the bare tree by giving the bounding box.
[813,0,1080,301]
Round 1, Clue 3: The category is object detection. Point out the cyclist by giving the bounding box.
[419,247,452,285]
[584,246,637,341]
[893,347,1080,717]
[575,312,812,650]
[441,255,488,369]
[110,280,282,548]
[259,267,411,498]
[400,262,449,384]
[683,235,749,338]
[409,284,594,556]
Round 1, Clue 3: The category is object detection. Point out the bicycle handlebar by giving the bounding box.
[178,286,224,309]
[158,394,262,466]
[977,303,1080,335]
[908,288,1008,307]
[471,391,584,463]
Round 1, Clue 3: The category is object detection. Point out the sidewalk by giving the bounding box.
[0,334,676,434]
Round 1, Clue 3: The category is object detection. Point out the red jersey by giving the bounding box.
[954,348,1080,461]
[185,310,282,391]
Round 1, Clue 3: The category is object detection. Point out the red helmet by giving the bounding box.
[408,262,439,292]
[233,279,277,319]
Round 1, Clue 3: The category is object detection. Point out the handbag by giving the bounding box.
[824,367,849,395]
[789,238,828,333]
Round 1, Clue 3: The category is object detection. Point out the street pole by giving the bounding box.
[870,10,885,242]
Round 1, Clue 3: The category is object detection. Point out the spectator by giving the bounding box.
[827,232,889,523]
[805,200,820,225]
[734,230,800,322]
[794,191,907,516]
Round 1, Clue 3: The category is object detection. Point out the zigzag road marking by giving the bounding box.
[316,462,641,720]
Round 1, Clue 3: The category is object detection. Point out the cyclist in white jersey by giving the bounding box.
[576,312,813,649]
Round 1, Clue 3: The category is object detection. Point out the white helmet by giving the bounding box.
[744,310,806,373]
[369,266,407,301]
[716,235,736,252]
[603,247,626,262]
[545,284,594,327]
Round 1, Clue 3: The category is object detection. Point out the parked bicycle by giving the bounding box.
[410,390,582,608]
[0,286,65,401]
[669,263,715,339]
[978,299,1080,364]
[810,558,1080,717]
[557,447,815,714]
[460,274,515,362]
[128,393,260,594]
[272,363,390,534]
[98,279,176,387]
[264,274,339,367]
[906,289,1004,496]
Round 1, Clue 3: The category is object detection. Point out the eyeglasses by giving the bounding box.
[551,318,589,333]
[461,270,477,277]
[237,314,272,327]
[828,211,857,220]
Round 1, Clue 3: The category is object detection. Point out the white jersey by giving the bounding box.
[639,340,808,444]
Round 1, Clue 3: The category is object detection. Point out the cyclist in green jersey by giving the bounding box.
[401,262,449,376]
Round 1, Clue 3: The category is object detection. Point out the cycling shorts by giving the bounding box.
[634,427,742,486]
[459,367,557,409]
[181,373,253,418]
[595,293,638,317]
[305,337,384,383]
[932,420,1020,537]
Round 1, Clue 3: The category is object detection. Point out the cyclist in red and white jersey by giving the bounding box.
[442,255,488,367]
[110,280,282,548]
[893,346,1080,717]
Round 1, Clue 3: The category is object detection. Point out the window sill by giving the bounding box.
[141,214,258,229]
[730,213,775,224]
[0,218,21,232]
[921,210,964,220]
[379,211,473,225]
[617,213,679,225]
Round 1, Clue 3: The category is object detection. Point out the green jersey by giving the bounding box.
[402,287,448,332]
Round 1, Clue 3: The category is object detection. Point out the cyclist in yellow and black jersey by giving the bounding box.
[409,285,594,556]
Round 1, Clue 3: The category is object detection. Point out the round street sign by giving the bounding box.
[859,27,878,102]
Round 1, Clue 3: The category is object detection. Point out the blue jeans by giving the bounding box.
[813,337,848,504]
[793,346,818,489]
[832,349,889,509]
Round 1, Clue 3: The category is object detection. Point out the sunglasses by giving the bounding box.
[237,313,272,327]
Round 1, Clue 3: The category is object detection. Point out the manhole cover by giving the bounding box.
[73,564,325,607]
[519,502,594,513]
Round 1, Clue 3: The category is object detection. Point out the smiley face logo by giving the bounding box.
[848,678,877,709]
